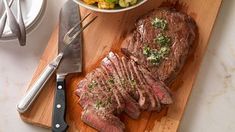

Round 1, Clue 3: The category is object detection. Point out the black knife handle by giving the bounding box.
[52,78,68,132]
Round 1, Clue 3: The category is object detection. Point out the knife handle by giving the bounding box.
[52,77,68,132]
[17,64,56,113]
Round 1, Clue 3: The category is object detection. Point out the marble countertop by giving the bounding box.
[0,0,234,132]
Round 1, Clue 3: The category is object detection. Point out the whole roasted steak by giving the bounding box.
[76,8,197,132]
[121,8,197,83]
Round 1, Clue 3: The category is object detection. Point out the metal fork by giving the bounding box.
[17,0,26,46]
[17,13,97,113]
[3,0,22,46]
[0,0,14,37]
[63,13,97,46]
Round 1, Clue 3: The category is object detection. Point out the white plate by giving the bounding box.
[73,0,147,13]
[0,0,46,40]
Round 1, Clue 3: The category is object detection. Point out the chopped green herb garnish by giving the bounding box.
[154,33,171,47]
[147,17,172,65]
[88,84,93,90]
[143,45,151,56]
[143,45,171,65]
[104,97,112,107]
[147,50,161,65]
[107,78,115,84]
[152,18,168,30]
[95,98,112,109]
[84,92,89,97]
[88,80,98,91]
[130,79,137,87]
[95,100,103,109]
[120,78,126,85]
[92,80,98,85]
[107,87,111,92]
[159,47,170,57]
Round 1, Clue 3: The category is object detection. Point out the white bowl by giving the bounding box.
[73,0,147,13]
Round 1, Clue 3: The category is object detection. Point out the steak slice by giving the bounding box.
[120,55,139,100]
[100,65,125,113]
[109,52,139,99]
[94,69,119,114]
[77,71,101,109]
[81,106,125,132]
[78,70,114,111]
[121,8,197,83]
[126,59,150,110]
[78,70,126,131]
[121,56,148,109]
[102,57,141,119]
[129,60,160,111]
[76,79,87,97]
[138,66,173,104]
[76,79,92,108]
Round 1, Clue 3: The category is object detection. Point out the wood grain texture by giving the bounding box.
[19,0,222,131]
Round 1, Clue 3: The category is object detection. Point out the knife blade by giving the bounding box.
[52,1,82,132]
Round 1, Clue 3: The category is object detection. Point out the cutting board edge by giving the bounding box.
[20,115,51,129]
[18,0,224,131]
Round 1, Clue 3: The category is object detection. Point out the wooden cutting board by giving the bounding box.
[19,0,222,131]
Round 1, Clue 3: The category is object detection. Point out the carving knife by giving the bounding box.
[52,1,82,132]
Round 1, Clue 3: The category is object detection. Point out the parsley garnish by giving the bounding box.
[88,80,98,91]
[143,44,151,56]
[154,33,171,47]
[130,79,137,88]
[143,45,171,65]
[152,18,168,30]
[95,100,103,109]
[107,77,115,84]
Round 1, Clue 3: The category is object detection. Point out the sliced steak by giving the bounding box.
[79,70,125,131]
[108,53,142,118]
[102,57,141,119]
[108,52,140,101]
[77,71,99,108]
[77,79,92,108]
[132,65,162,111]
[81,106,125,132]
[109,53,136,94]
[121,8,197,84]
[120,55,139,100]
[78,70,111,110]
[126,59,150,110]
[100,65,125,113]
[130,60,160,111]
[138,66,173,104]
[76,79,87,97]
[94,69,118,114]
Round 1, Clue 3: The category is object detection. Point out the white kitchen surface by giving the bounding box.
[0,0,234,132]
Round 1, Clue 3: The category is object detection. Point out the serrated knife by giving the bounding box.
[51,1,82,132]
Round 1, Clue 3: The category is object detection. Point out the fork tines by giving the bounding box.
[63,13,97,45]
